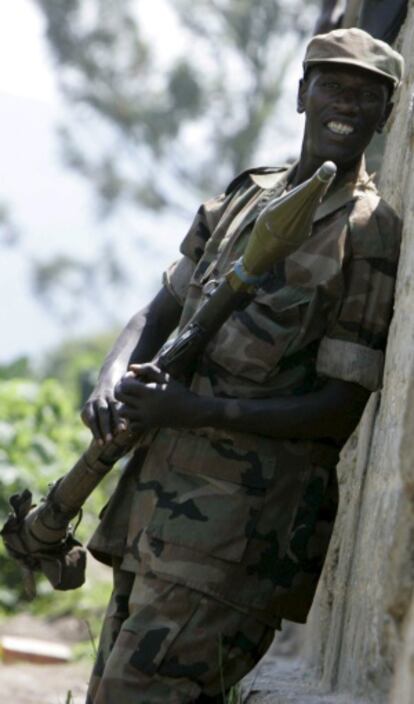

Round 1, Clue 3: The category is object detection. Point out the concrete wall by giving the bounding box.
[303,3,414,701]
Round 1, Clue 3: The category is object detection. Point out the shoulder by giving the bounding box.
[225,165,289,195]
[348,188,402,262]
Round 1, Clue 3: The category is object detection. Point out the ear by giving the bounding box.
[297,78,306,114]
[376,101,393,133]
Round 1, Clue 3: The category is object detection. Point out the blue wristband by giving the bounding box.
[233,259,268,286]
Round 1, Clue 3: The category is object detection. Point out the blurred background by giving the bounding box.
[0,0,320,698]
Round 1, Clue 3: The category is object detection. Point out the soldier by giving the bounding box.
[81,28,404,704]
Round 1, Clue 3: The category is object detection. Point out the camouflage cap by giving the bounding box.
[303,28,404,91]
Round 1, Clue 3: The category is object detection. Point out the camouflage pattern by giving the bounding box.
[88,156,401,626]
[86,566,275,703]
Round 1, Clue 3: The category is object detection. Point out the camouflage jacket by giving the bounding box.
[88,158,401,625]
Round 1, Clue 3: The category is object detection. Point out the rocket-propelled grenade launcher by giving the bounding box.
[160,159,337,375]
[1,160,337,597]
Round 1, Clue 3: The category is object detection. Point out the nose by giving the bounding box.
[333,88,360,115]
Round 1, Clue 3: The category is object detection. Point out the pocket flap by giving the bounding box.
[144,429,277,563]
[168,430,276,489]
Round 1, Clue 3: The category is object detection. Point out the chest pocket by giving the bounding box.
[205,285,314,383]
[146,430,276,563]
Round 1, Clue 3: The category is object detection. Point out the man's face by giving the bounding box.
[297,64,393,169]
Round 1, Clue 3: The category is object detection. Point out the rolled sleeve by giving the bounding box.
[179,192,231,264]
[316,250,398,391]
[316,337,384,391]
[163,190,234,305]
[162,256,195,306]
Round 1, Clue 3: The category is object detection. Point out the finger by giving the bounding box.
[109,399,128,434]
[121,370,136,380]
[118,384,161,410]
[114,379,135,401]
[115,378,147,400]
[129,363,158,374]
[129,363,166,384]
[95,400,112,444]
[128,363,152,381]
[80,402,92,427]
[128,363,144,373]
[104,396,124,441]
[118,405,144,421]
[117,418,129,433]
[81,403,102,443]
[115,390,141,408]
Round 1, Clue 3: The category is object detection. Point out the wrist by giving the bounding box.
[88,382,115,404]
[95,369,124,396]
[184,395,226,429]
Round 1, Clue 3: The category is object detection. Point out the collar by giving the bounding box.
[250,156,377,222]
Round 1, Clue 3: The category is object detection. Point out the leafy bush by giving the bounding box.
[0,376,115,615]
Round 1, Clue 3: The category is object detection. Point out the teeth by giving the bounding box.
[327,121,354,135]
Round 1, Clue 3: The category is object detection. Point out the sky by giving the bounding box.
[0,2,103,362]
[0,0,305,366]
[0,1,185,364]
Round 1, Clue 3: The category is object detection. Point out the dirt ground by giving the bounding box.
[0,616,368,704]
[0,614,90,704]
[0,614,298,704]
[0,660,89,704]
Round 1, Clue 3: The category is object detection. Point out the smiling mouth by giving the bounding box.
[326,121,355,136]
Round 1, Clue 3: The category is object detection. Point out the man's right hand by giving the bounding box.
[79,286,183,445]
[81,390,128,445]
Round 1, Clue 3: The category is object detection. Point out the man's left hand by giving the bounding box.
[114,363,199,432]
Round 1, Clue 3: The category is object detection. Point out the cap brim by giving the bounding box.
[303,57,399,89]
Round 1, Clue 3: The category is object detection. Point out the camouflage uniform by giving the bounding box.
[86,564,275,703]
[87,157,401,702]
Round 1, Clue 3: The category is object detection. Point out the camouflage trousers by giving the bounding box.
[86,564,277,703]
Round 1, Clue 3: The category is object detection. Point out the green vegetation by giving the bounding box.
[227,685,242,703]
[0,340,116,620]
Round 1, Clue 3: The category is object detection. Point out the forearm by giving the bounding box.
[95,309,148,391]
[184,379,370,442]
[95,287,182,391]
[82,287,182,443]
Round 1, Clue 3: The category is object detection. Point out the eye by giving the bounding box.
[362,89,381,101]
[321,80,341,91]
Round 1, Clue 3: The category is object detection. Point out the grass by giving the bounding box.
[68,625,246,703]
[218,634,244,703]
[71,618,98,663]
[227,684,242,703]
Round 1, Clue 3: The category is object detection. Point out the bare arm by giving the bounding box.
[116,369,370,443]
[196,378,369,441]
[81,286,182,444]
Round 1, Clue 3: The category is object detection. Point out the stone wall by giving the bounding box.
[303,3,414,702]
